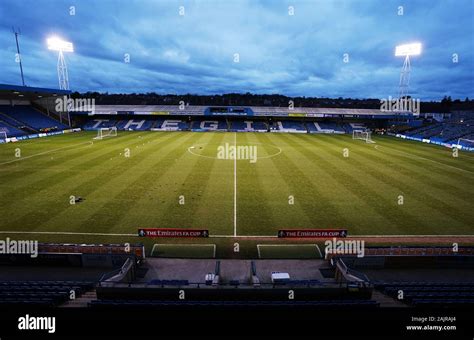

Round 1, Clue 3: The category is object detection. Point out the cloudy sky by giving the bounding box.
[0,0,472,100]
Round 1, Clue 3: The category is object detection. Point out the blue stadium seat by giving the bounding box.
[0,122,28,138]
[275,120,306,132]
[230,120,267,132]
[191,119,227,131]
[0,105,68,130]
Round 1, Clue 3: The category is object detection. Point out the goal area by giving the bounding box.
[94,127,117,140]
[352,130,375,143]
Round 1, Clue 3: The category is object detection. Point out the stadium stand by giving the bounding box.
[405,119,474,143]
[343,122,368,133]
[0,121,27,138]
[230,120,267,132]
[0,105,68,131]
[83,118,118,130]
[373,281,474,307]
[89,299,379,309]
[273,120,307,132]
[191,118,227,131]
[153,119,189,131]
[0,281,95,307]
[0,112,30,130]
[327,246,474,307]
[115,118,155,131]
[81,116,376,135]
[307,121,346,134]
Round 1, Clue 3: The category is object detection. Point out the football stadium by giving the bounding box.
[0,0,473,338]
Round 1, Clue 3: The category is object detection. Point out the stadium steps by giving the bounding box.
[371,290,407,308]
[0,118,20,130]
[0,112,38,133]
[150,120,160,129]
[32,106,68,128]
[30,102,64,124]
[449,131,474,143]
[61,290,97,308]
[0,118,28,136]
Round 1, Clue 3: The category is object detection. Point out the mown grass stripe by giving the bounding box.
[259,133,352,229]
[297,134,473,228]
[0,131,163,196]
[235,133,281,235]
[6,132,189,231]
[282,133,425,234]
[156,133,232,231]
[61,132,204,233]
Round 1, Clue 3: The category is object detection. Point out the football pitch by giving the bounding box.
[0,131,473,244]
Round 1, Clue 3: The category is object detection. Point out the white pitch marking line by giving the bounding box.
[315,244,323,258]
[0,141,93,166]
[234,132,237,237]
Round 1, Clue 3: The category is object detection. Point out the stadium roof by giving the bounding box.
[0,84,70,100]
[90,105,408,117]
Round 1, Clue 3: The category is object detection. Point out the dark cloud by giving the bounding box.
[0,0,472,100]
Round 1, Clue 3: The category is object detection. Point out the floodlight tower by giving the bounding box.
[47,37,74,90]
[395,43,421,99]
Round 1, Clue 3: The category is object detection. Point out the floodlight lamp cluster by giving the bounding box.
[395,42,422,57]
[47,37,74,53]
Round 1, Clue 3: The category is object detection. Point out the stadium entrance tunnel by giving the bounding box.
[187,142,281,161]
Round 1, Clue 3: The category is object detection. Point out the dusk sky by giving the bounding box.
[0,0,473,100]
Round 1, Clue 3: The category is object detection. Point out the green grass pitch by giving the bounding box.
[0,131,473,244]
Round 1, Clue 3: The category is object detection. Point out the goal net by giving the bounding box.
[456,138,474,151]
[0,131,7,143]
[352,130,375,143]
[94,127,117,140]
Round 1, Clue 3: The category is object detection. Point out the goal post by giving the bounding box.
[352,130,375,143]
[0,131,7,143]
[93,127,117,140]
[456,138,474,151]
